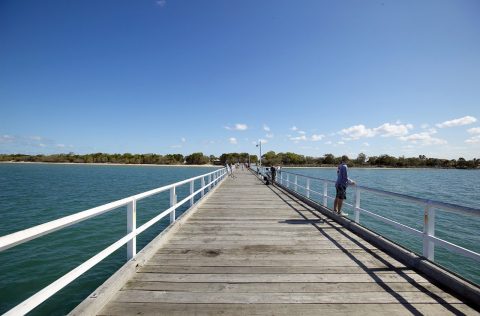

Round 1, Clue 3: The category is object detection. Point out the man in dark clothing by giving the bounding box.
[270,166,276,183]
[334,156,355,215]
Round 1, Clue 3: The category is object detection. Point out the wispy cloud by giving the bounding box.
[263,124,270,132]
[225,123,248,131]
[266,133,274,138]
[311,134,325,141]
[436,116,477,128]
[298,130,306,135]
[289,135,307,142]
[362,142,370,147]
[181,137,186,143]
[290,126,298,131]
[465,135,480,144]
[467,127,480,134]
[170,144,182,148]
[399,132,447,145]
[340,122,413,140]
[325,141,332,145]
[229,137,237,144]
[156,0,167,7]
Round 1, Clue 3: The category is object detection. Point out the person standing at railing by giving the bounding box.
[270,166,276,183]
[334,156,355,215]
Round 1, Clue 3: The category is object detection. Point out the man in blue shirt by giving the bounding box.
[334,156,355,215]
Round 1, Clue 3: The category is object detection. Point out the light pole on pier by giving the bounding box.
[256,140,262,167]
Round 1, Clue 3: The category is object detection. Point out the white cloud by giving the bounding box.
[421,123,430,129]
[266,133,274,138]
[311,134,325,141]
[465,135,480,144]
[0,135,15,143]
[362,142,370,147]
[290,126,298,131]
[374,123,413,137]
[298,130,306,135]
[325,141,332,145]
[436,116,477,128]
[181,137,186,143]
[289,135,307,141]
[339,125,375,140]
[229,137,237,144]
[399,132,447,145]
[258,138,268,144]
[56,144,66,148]
[225,123,248,131]
[467,127,480,134]
[156,0,166,7]
[263,124,270,132]
[337,141,345,145]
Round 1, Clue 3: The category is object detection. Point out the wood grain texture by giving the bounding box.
[98,169,478,315]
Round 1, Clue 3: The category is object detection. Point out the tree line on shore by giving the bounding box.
[0,152,478,169]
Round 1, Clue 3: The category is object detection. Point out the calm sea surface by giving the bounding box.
[0,164,479,314]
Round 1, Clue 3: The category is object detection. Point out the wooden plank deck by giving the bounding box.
[98,169,478,315]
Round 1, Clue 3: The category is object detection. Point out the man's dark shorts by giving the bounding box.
[335,184,347,200]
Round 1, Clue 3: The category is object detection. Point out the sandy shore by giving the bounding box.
[0,161,219,167]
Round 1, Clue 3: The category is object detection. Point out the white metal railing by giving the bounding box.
[268,169,480,265]
[0,168,227,315]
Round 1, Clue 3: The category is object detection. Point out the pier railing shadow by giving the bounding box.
[266,183,467,316]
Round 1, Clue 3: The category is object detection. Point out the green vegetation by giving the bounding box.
[0,152,478,169]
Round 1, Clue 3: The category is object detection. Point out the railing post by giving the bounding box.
[294,176,298,191]
[286,174,290,188]
[127,199,136,260]
[423,201,435,260]
[190,180,194,207]
[208,174,212,190]
[306,178,310,199]
[354,187,360,223]
[170,186,177,223]
[201,177,205,197]
[323,181,328,207]
[280,172,283,186]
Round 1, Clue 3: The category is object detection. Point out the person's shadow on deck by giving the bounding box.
[266,184,467,316]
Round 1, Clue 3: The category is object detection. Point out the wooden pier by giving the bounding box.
[77,169,477,315]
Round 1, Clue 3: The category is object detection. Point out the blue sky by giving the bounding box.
[1,0,479,159]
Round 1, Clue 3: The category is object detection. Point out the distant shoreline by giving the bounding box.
[0,161,219,168]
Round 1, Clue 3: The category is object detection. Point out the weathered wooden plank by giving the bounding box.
[131,272,430,283]
[99,302,476,316]
[111,290,461,304]
[122,280,444,293]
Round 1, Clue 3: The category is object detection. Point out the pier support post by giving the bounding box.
[170,186,177,223]
[190,180,194,207]
[323,181,328,207]
[354,188,360,223]
[306,179,310,199]
[423,202,435,260]
[127,199,136,260]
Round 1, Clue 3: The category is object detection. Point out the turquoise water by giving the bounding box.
[284,167,480,286]
[0,163,219,315]
[0,165,479,315]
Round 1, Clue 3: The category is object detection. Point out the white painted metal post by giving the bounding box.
[190,180,194,207]
[280,172,283,186]
[294,176,298,191]
[306,178,310,199]
[127,199,136,260]
[201,177,205,197]
[208,174,212,190]
[323,181,328,207]
[170,186,176,223]
[354,187,360,223]
[423,202,435,260]
[286,174,290,188]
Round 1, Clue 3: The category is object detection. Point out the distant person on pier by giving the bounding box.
[334,156,355,215]
[270,166,276,183]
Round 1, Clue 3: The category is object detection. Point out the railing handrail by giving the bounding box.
[278,170,480,217]
[0,168,221,252]
[0,167,227,316]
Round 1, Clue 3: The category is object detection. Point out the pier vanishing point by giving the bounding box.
[1,167,479,315]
